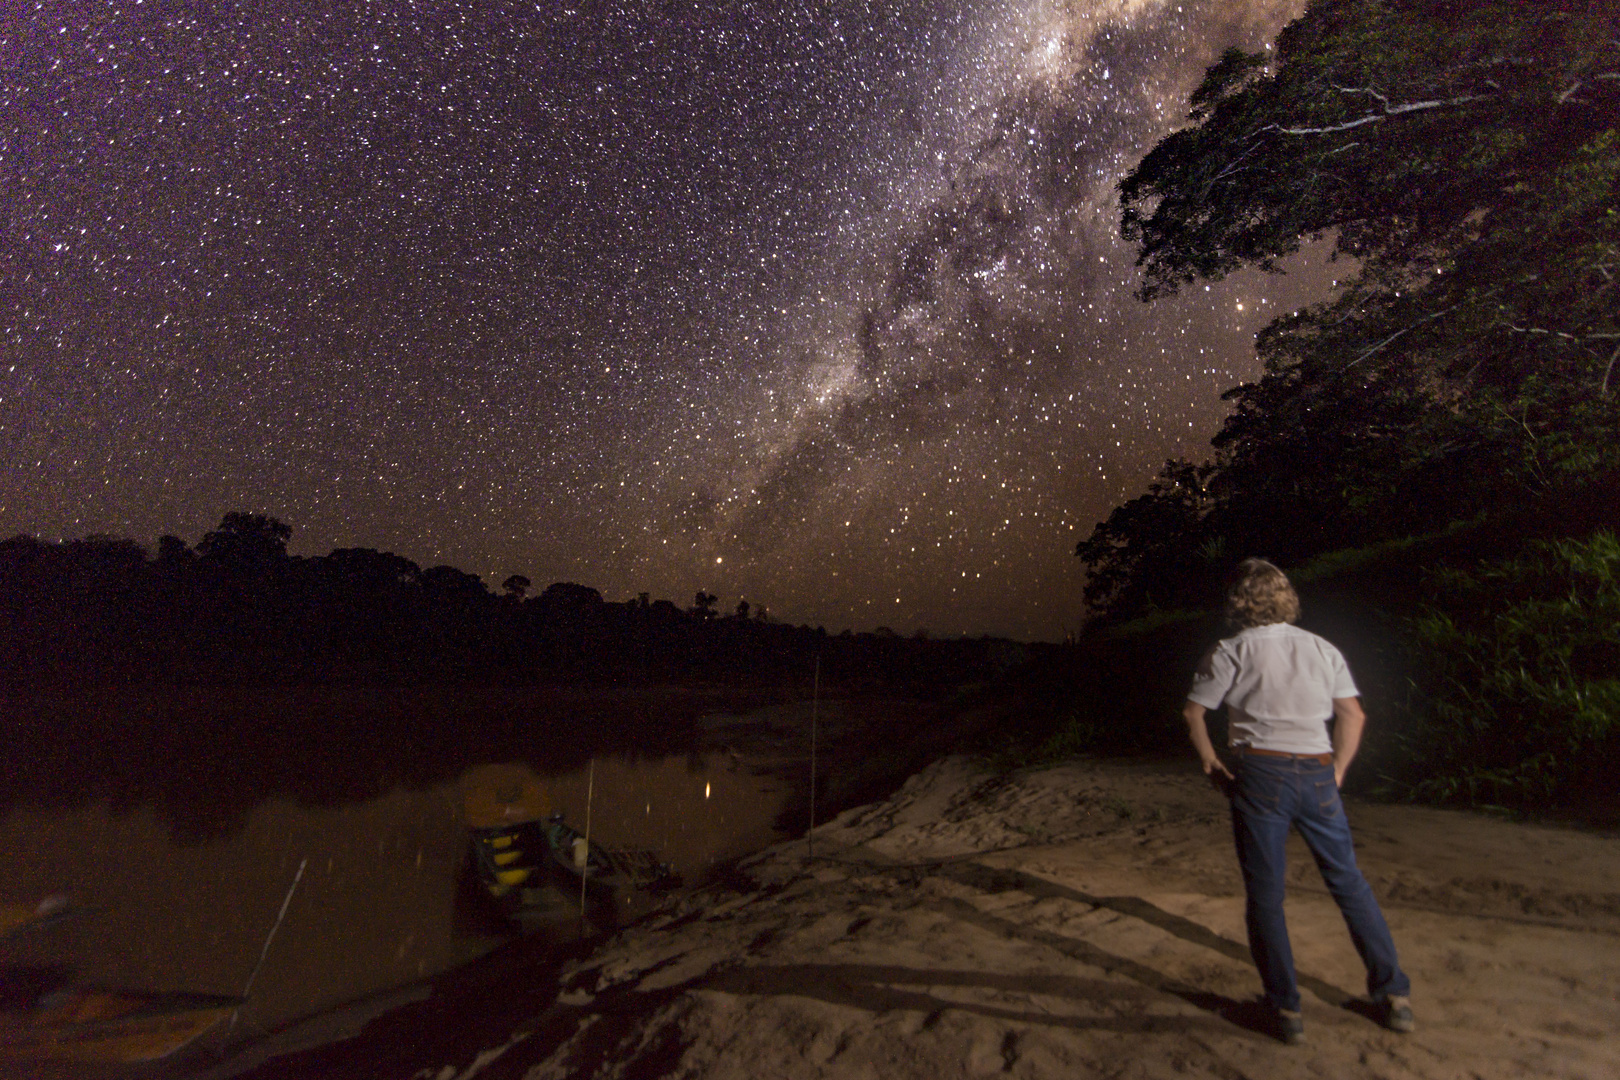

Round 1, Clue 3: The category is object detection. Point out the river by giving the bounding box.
[0,691,817,1055]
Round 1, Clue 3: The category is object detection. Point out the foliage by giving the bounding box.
[1074,460,1219,614]
[1124,0,1619,305]
[978,611,1221,770]
[1288,522,1466,584]
[1070,514,1618,815]
[1386,532,1620,807]
[1082,0,1620,621]
[196,512,292,566]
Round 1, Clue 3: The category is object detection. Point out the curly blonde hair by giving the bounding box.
[1225,558,1301,628]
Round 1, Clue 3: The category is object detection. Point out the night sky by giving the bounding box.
[4,0,1340,640]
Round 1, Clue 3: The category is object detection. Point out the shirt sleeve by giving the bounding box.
[1326,641,1360,698]
[1187,642,1235,710]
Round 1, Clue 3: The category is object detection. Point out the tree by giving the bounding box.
[501,574,531,601]
[157,535,195,568]
[324,547,420,588]
[1082,0,1620,618]
[1123,2,1619,308]
[419,565,488,597]
[1076,460,1219,614]
[197,512,292,568]
[539,582,604,609]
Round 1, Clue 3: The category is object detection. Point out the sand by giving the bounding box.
[407,755,1620,1080]
[214,753,1620,1079]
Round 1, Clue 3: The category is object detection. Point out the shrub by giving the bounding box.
[1388,532,1620,808]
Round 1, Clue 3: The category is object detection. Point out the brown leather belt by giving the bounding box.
[1239,747,1334,766]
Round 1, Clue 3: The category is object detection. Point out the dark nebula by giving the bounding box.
[4,0,1339,638]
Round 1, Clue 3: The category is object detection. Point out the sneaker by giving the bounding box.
[1381,995,1415,1033]
[1274,1006,1306,1045]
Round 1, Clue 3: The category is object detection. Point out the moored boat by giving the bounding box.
[462,764,680,929]
[3,896,241,1064]
[0,984,242,1064]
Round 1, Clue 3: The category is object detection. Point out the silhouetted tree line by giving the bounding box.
[0,512,1022,690]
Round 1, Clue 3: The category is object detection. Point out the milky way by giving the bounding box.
[3,0,1334,639]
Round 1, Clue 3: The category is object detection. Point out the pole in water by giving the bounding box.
[580,758,595,928]
[808,654,819,862]
[233,857,306,1033]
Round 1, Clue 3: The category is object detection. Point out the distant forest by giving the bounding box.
[0,512,1029,691]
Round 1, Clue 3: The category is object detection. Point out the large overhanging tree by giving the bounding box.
[1079,0,1620,617]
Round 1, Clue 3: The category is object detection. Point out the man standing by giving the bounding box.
[1182,558,1413,1044]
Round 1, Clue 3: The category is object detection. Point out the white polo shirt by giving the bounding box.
[1187,623,1358,755]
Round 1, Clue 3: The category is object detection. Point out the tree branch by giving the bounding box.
[1510,328,1620,398]
[1558,72,1620,104]
[1342,304,1460,371]
[1266,93,1487,135]
[1334,83,1391,108]
[1202,140,1265,195]
[1268,70,1617,136]
[1508,326,1620,342]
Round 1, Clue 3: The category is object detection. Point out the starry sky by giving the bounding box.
[3,0,1339,640]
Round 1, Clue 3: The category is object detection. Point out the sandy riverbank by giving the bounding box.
[227,753,1620,1079]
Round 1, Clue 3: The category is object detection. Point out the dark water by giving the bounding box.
[0,749,788,1039]
[0,691,811,1047]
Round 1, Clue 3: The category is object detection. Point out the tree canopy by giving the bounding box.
[1082,0,1620,618]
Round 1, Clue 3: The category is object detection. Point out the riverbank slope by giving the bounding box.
[230,754,1620,1079]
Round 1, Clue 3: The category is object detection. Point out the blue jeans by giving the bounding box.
[1230,754,1410,1012]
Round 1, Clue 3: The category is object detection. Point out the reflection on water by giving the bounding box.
[0,751,785,1042]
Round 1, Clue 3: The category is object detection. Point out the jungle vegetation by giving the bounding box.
[1073,0,1619,812]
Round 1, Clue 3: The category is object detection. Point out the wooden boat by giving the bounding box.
[462,764,679,927]
[0,984,242,1064]
[2,897,240,1063]
[0,897,72,939]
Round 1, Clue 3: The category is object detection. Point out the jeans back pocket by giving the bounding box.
[1312,776,1342,819]
[1236,761,1288,815]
